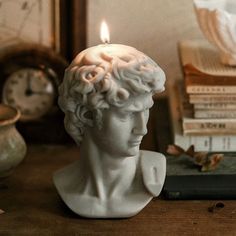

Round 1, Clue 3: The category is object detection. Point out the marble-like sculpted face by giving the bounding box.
[55,44,167,219]
[90,93,153,157]
[58,44,165,147]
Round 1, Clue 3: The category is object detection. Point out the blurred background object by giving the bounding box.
[87,0,204,94]
[0,104,26,178]
[0,0,204,144]
[194,0,236,66]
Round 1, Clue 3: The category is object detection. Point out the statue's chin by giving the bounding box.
[116,146,140,158]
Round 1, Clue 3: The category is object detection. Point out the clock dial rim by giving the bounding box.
[2,67,56,121]
[0,43,68,122]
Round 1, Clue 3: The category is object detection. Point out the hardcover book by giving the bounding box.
[194,103,236,110]
[168,80,236,152]
[178,40,236,94]
[194,109,236,119]
[189,94,236,104]
[163,154,236,200]
[186,85,236,94]
[163,41,236,200]
[166,80,236,199]
[179,86,236,135]
[178,40,236,80]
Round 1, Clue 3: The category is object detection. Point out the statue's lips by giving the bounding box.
[129,139,142,146]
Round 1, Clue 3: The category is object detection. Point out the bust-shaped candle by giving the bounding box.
[54,43,166,218]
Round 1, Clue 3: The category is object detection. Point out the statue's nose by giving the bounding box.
[132,112,148,136]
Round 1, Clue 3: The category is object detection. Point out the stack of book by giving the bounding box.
[169,40,236,152]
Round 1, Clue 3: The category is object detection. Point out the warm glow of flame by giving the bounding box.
[100,20,110,43]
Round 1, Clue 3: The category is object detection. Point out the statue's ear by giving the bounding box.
[75,105,94,127]
[84,110,93,120]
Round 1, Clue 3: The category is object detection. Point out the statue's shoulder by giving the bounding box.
[140,150,166,197]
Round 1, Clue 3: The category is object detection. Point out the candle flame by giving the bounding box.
[100,21,110,44]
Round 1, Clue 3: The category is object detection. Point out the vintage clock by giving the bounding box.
[0,0,73,143]
[0,43,70,143]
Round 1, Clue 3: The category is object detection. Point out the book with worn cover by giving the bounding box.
[165,80,236,199]
[163,154,236,200]
[168,79,236,151]
[179,40,236,94]
[175,80,236,135]
[186,85,236,94]
[194,109,236,119]
[179,40,236,81]
[194,103,236,110]
[163,41,236,199]
[189,94,236,104]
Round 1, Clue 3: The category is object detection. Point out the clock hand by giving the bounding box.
[25,72,33,96]
[31,91,52,95]
[31,83,53,95]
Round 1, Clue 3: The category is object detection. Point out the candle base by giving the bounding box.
[53,151,166,218]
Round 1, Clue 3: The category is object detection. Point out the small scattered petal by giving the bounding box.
[193,152,208,166]
[167,144,223,172]
[185,145,195,157]
[0,209,5,214]
[166,144,185,156]
[201,154,224,172]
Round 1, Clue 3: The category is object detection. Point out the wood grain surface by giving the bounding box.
[0,144,236,236]
[0,99,235,235]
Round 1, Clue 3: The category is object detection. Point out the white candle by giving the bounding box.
[64,21,165,97]
[56,20,167,218]
[59,20,166,144]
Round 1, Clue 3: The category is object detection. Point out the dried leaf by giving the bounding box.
[167,143,223,172]
[193,152,208,166]
[0,209,5,215]
[185,145,195,157]
[166,144,185,156]
[211,153,224,166]
[201,154,223,172]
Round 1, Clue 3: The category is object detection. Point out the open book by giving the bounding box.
[179,40,236,77]
[179,40,236,94]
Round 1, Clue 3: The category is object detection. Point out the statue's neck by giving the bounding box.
[79,133,138,200]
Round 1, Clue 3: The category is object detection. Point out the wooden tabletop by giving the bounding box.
[0,145,236,235]
[1,98,236,235]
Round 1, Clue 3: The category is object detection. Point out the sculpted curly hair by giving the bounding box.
[58,44,165,145]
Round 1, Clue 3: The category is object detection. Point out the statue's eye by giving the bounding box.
[117,111,134,121]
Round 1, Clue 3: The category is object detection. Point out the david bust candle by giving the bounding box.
[54,21,166,218]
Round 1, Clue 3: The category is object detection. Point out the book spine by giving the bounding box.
[164,175,236,200]
[185,74,236,86]
[194,103,236,109]
[175,132,236,152]
[189,95,236,104]
[183,121,236,135]
[186,86,236,94]
[211,136,236,152]
[168,81,236,152]
[194,110,236,119]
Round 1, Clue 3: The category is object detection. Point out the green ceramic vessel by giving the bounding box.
[0,104,27,178]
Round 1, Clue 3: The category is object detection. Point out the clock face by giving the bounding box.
[0,42,69,143]
[2,68,55,121]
